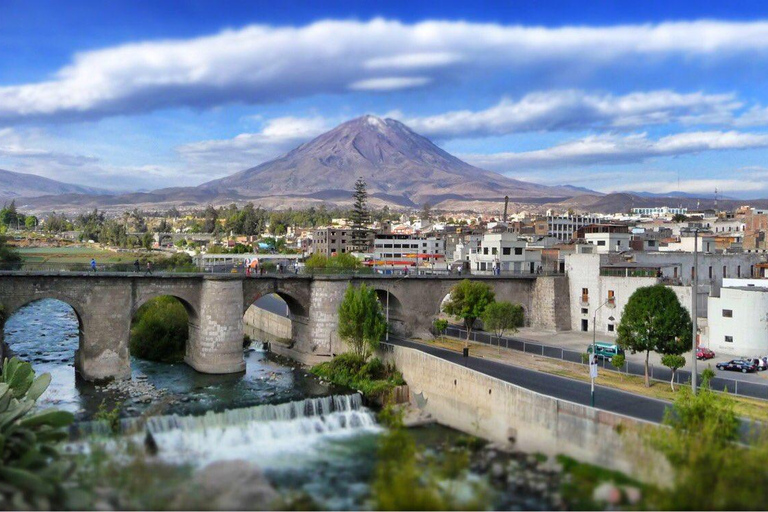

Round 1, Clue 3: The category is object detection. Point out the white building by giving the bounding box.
[546,212,602,241]
[373,234,445,268]
[584,232,633,253]
[631,206,687,217]
[468,232,541,274]
[708,280,768,356]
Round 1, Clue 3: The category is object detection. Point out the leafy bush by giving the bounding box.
[611,353,625,371]
[0,357,79,509]
[310,354,404,400]
[130,296,188,363]
[338,284,387,359]
[94,400,122,435]
[432,318,448,337]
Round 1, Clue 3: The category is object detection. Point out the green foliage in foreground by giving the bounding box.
[0,235,21,265]
[371,406,489,510]
[0,357,79,510]
[130,296,188,363]
[556,455,643,511]
[311,353,404,400]
[646,376,768,510]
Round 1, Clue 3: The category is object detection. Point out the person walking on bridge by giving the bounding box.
[90,258,97,272]
[144,261,153,276]
[133,259,140,272]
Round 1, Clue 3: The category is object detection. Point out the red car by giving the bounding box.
[696,347,715,360]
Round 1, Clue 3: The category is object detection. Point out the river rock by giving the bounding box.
[593,482,622,505]
[173,460,279,510]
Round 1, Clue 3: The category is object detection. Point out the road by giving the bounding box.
[388,337,669,424]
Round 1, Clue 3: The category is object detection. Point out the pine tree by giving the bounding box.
[348,177,372,252]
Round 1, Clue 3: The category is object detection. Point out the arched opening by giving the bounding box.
[129,295,193,365]
[2,298,83,411]
[243,293,298,349]
[373,289,407,337]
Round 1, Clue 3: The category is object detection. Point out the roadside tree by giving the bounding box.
[482,301,524,351]
[617,285,692,387]
[338,283,387,360]
[432,318,448,339]
[442,280,495,345]
[662,354,686,391]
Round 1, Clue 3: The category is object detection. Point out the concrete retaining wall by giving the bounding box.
[379,343,668,484]
[243,305,292,340]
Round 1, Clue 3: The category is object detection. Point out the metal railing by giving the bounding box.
[444,325,768,401]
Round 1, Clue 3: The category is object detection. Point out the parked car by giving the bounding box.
[696,347,715,360]
[750,358,768,371]
[716,359,758,373]
[587,342,625,361]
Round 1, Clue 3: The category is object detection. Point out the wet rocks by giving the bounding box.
[173,460,279,510]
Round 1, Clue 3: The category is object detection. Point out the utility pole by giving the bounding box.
[692,229,699,395]
[591,299,611,407]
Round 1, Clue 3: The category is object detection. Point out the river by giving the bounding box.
[3,298,559,510]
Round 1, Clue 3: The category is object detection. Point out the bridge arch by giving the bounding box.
[372,288,407,337]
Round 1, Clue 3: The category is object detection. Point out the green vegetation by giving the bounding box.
[617,285,692,387]
[661,354,686,391]
[610,353,626,374]
[348,177,372,251]
[432,318,448,338]
[442,279,495,343]
[0,357,79,509]
[0,234,20,265]
[556,455,644,510]
[94,400,122,435]
[338,283,387,359]
[371,406,488,510]
[646,374,768,509]
[305,252,362,272]
[310,353,404,400]
[482,301,524,348]
[129,296,188,363]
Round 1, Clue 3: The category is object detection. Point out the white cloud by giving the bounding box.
[462,131,768,170]
[349,76,431,91]
[404,90,742,138]
[0,128,98,167]
[4,18,768,121]
[176,116,331,175]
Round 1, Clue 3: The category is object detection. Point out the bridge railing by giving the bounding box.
[445,324,768,402]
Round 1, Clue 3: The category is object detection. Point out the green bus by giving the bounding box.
[587,342,625,361]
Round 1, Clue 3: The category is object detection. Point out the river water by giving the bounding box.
[4,298,558,510]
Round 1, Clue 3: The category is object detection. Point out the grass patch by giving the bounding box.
[310,352,405,401]
[557,455,647,510]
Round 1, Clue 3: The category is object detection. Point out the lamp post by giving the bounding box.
[591,298,612,407]
[692,229,699,395]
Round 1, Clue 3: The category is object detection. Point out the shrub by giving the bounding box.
[130,296,188,363]
[0,357,79,509]
[311,354,404,400]
[611,353,626,372]
[94,400,122,435]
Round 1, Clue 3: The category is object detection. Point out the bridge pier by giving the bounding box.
[185,279,246,374]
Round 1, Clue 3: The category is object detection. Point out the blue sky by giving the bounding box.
[4,1,768,198]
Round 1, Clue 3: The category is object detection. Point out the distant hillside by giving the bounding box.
[0,168,108,201]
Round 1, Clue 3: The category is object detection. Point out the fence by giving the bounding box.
[445,325,768,401]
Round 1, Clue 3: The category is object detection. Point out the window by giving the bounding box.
[394,244,401,249]
[725,336,733,343]
[608,324,615,332]
[514,247,523,255]
[691,267,695,279]
[581,308,588,314]
[723,266,727,278]
[648,240,656,247]
[708,266,713,279]
[597,240,606,246]
[674,267,678,278]
[723,309,733,318]
[608,290,615,303]
[617,240,622,246]
[492,247,498,255]
[483,247,489,255]
[738,265,741,278]
[503,247,511,255]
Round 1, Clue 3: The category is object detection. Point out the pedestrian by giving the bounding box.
[245,265,251,277]
[90,258,97,272]
[134,259,140,272]
[145,261,153,275]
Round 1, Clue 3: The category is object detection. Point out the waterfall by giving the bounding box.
[69,394,379,467]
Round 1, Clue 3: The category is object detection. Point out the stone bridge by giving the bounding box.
[0,272,570,381]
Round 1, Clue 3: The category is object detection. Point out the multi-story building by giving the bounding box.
[311,227,352,257]
[373,234,445,269]
[546,212,602,241]
[630,206,688,217]
[708,278,768,356]
[467,232,541,274]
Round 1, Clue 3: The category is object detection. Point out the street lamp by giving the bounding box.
[591,298,613,407]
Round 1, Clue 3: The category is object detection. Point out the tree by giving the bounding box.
[662,354,686,391]
[432,318,448,339]
[24,215,37,230]
[442,280,495,345]
[611,353,626,380]
[0,235,20,266]
[338,283,387,360]
[481,301,524,351]
[348,177,371,252]
[142,232,154,251]
[617,285,692,387]
[672,213,689,222]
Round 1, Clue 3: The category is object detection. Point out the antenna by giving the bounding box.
[714,187,718,211]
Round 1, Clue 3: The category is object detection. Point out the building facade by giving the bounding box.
[467,232,541,274]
